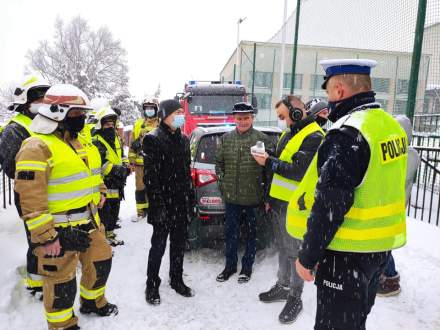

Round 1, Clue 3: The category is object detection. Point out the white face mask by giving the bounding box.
[29,103,43,114]
[278,119,288,131]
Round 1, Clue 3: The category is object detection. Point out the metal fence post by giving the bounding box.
[290,0,302,94]
[406,0,427,122]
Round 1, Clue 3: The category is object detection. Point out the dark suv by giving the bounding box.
[188,125,282,249]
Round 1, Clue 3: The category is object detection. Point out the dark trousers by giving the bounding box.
[383,252,398,277]
[147,221,187,282]
[314,250,387,330]
[224,203,257,271]
[99,198,120,232]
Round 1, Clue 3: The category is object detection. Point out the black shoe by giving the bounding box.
[80,301,118,316]
[216,268,237,282]
[114,223,121,229]
[65,326,81,330]
[170,279,194,297]
[259,283,290,303]
[146,278,161,305]
[26,286,43,301]
[278,295,303,324]
[237,269,252,284]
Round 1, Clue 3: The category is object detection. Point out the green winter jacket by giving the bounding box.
[215,127,271,206]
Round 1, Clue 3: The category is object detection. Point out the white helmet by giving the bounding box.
[90,97,110,112]
[95,106,118,130]
[30,84,92,134]
[10,74,50,112]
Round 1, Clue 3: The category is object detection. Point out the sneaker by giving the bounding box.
[146,278,161,305]
[377,273,401,297]
[170,279,194,297]
[237,269,252,284]
[278,295,303,324]
[80,301,118,316]
[216,268,237,282]
[259,283,290,303]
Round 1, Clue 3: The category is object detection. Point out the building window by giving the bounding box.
[397,79,409,94]
[372,78,390,93]
[394,100,407,115]
[376,99,388,111]
[283,73,303,90]
[310,74,325,91]
[255,93,272,109]
[249,71,273,89]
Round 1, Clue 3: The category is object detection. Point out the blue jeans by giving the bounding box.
[383,252,398,277]
[224,203,257,271]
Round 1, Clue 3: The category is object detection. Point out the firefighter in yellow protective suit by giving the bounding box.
[129,98,159,221]
[0,75,50,296]
[15,84,117,330]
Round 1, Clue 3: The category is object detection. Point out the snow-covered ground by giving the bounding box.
[1,175,440,329]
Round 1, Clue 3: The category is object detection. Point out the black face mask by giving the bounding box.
[101,127,116,142]
[64,115,86,138]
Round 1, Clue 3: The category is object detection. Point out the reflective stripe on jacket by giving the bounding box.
[269,121,324,202]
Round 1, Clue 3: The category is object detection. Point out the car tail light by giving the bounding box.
[191,168,217,187]
[199,215,211,221]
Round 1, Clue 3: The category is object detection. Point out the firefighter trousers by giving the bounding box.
[99,198,120,232]
[135,165,148,217]
[34,223,112,329]
[15,195,43,290]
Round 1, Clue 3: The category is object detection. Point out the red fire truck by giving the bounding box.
[177,80,256,136]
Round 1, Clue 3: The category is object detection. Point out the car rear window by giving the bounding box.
[195,134,222,164]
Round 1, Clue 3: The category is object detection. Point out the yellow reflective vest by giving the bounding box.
[286,109,408,252]
[130,118,158,165]
[269,121,324,202]
[33,134,102,215]
[94,134,124,199]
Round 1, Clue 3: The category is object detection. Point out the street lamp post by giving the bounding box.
[234,17,247,81]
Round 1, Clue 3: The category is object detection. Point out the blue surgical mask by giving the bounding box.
[172,114,185,129]
[144,110,156,118]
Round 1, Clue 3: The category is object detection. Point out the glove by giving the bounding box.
[58,227,92,252]
[131,138,142,153]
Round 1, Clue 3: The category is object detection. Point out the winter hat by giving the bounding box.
[232,102,254,114]
[158,99,182,119]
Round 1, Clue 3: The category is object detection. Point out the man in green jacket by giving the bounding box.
[215,102,271,283]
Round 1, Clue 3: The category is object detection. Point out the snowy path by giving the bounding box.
[1,175,440,329]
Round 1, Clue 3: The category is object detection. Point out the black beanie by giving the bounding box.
[158,99,182,119]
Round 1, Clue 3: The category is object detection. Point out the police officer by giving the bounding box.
[287,59,408,330]
[129,98,159,220]
[15,84,117,330]
[253,95,324,324]
[93,107,131,246]
[0,74,50,296]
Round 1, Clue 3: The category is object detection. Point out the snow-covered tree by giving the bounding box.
[111,93,141,126]
[154,84,161,99]
[0,82,16,124]
[26,16,129,98]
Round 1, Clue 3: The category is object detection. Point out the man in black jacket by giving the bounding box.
[0,75,50,297]
[143,99,196,305]
[253,96,324,324]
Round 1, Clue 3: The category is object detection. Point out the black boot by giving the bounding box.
[237,269,252,284]
[80,300,118,316]
[278,294,303,324]
[146,277,161,305]
[259,283,290,303]
[170,278,194,297]
[65,326,81,330]
[216,268,237,282]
